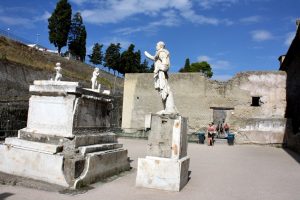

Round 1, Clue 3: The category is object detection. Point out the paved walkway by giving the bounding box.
[0,138,299,200]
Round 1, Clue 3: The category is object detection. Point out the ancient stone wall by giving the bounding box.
[122,71,287,144]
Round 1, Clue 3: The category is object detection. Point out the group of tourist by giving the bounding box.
[206,122,230,146]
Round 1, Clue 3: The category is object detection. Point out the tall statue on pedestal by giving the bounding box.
[144,41,178,115]
[137,42,189,191]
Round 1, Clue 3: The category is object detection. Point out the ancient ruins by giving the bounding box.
[0,80,130,188]
[122,71,287,145]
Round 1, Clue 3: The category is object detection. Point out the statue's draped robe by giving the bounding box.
[154,49,170,102]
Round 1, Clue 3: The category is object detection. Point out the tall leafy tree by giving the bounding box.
[104,43,121,74]
[179,61,213,78]
[48,0,72,54]
[68,12,87,61]
[88,43,103,66]
[120,44,141,74]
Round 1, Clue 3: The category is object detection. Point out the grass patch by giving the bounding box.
[0,36,123,90]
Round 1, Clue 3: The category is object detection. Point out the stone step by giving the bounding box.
[19,129,118,148]
[88,148,127,156]
[74,133,117,147]
[5,137,63,154]
[78,143,123,155]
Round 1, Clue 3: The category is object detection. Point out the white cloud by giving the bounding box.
[0,16,34,28]
[197,0,238,9]
[213,60,230,69]
[40,11,51,21]
[69,0,91,5]
[81,0,174,24]
[198,55,211,62]
[102,37,132,49]
[180,10,219,25]
[115,10,181,35]
[240,15,262,24]
[78,0,232,27]
[251,30,273,41]
[197,55,231,70]
[284,32,295,46]
[34,11,51,22]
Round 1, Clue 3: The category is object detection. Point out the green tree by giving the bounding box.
[120,44,136,74]
[104,43,121,74]
[184,58,190,68]
[120,44,145,74]
[88,43,103,66]
[134,50,142,72]
[68,12,87,61]
[179,60,213,78]
[48,0,72,54]
[179,58,191,72]
[140,59,150,73]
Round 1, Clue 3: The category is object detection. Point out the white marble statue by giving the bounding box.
[144,41,178,115]
[54,62,62,81]
[91,68,100,91]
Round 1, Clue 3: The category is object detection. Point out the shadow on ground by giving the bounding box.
[0,192,14,200]
[283,148,300,164]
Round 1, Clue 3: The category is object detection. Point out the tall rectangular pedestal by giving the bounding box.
[136,114,190,191]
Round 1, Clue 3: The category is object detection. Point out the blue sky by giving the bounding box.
[0,0,299,80]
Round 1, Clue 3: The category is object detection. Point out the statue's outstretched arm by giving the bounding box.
[144,51,155,61]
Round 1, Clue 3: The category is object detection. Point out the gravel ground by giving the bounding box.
[0,138,299,200]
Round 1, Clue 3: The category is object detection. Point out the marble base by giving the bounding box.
[136,156,190,191]
[0,139,130,188]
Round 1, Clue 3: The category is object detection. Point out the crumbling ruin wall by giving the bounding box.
[122,71,287,144]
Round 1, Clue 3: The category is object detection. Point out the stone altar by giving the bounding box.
[0,80,130,188]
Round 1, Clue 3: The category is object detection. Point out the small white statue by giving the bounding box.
[91,68,100,90]
[102,90,111,95]
[54,62,62,81]
[144,41,178,115]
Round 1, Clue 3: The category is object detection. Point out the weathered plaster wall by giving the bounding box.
[122,71,287,144]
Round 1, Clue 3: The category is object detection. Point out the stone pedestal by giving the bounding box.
[136,114,190,191]
[0,81,130,188]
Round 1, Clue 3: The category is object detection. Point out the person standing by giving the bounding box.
[207,122,216,146]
